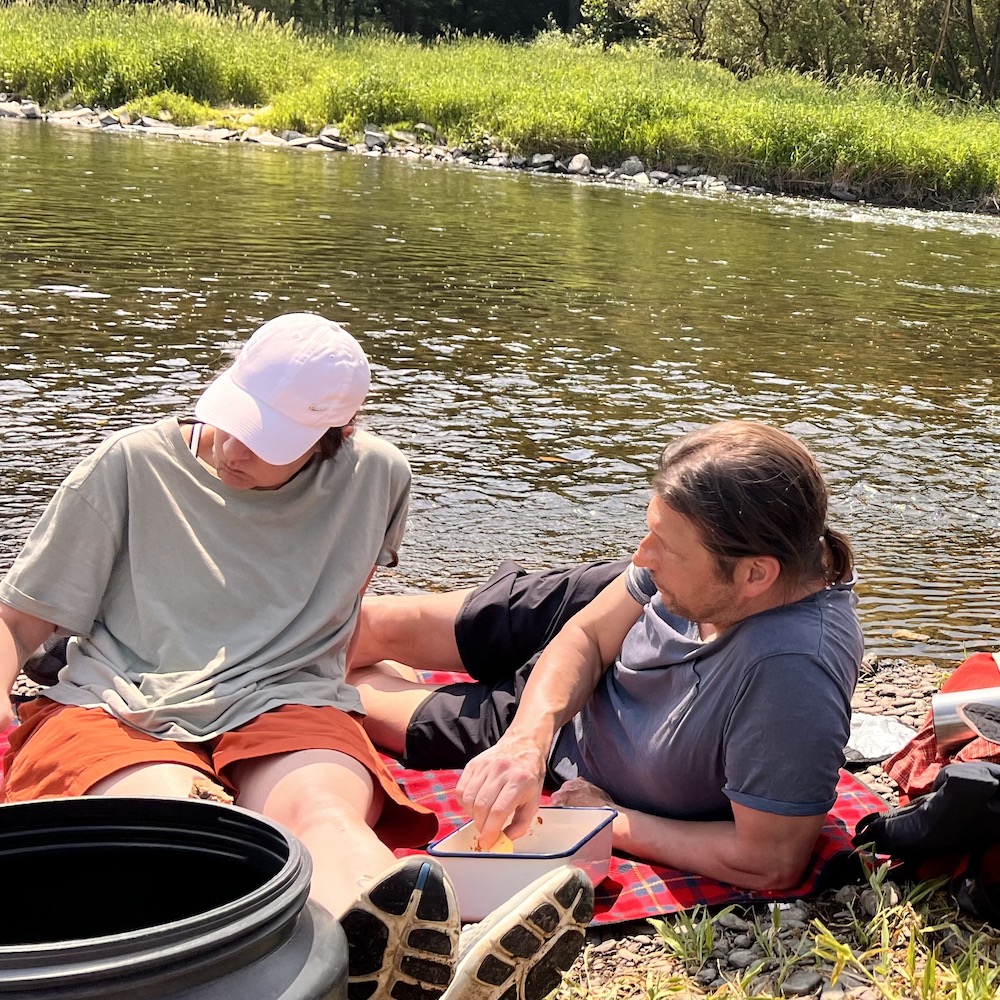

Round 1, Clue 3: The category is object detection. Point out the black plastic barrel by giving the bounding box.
[0,797,348,999]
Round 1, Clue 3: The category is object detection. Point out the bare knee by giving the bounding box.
[234,750,383,831]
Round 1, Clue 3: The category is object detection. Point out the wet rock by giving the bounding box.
[830,183,859,202]
[364,128,389,149]
[567,153,591,175]
[317,133,349,151]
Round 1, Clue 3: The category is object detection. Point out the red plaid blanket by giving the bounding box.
[388,757,888,925]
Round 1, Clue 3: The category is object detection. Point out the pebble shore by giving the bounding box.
[0,95,868,204]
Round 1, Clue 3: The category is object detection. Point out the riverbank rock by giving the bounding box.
[0,96,784,207]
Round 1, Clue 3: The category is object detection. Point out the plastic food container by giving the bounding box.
[427,806,616,921]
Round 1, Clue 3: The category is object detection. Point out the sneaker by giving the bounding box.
[342,856,460,1000]
[441,865,594,1000]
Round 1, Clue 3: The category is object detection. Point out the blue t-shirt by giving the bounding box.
[548,564,862,819]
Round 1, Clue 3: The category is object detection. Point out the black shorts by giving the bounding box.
[402,558,629,770]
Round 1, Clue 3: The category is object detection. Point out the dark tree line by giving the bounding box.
[240,0,580,37]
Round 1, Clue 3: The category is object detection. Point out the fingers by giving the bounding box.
[456,743,545,848]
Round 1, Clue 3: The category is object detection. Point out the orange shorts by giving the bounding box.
[2,698,438,850]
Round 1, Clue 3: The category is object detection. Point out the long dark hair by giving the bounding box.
[652,421,853,586]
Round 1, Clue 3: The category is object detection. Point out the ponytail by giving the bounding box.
[821,527,854,585]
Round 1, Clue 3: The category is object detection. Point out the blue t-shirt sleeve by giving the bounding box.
[625,563,656,604]
[722,654,849,817]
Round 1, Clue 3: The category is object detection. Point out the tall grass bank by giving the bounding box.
[3,1,1000,211]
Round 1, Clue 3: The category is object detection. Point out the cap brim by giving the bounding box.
[195,370,323,466]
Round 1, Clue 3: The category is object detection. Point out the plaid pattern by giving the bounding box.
[884,652,1000,805]
[393,670,887,923]
[388,758,887,925]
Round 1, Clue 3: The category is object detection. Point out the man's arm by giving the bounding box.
[456,571,643,850]
[552,777,823,889]
[0,603,56,731]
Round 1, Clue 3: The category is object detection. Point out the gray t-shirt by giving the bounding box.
[549,563,862,819]
[0,418,410,741]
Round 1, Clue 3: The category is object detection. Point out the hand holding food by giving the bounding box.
[474,830,515,853]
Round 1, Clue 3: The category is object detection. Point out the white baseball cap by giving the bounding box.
[195,313,370,465]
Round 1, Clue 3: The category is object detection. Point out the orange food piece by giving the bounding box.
[474,831,515,853]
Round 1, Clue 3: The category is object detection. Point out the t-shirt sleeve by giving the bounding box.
[722,653,849,817]
[625,563,656,604]
[375,454,410,569]
[0,445,127,636]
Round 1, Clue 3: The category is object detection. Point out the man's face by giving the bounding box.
[211,429,317,491]
[632,496,740,628]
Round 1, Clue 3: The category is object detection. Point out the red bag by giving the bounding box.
[884,652,1000,805]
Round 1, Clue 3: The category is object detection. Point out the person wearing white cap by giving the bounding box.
[0,312,595,1000]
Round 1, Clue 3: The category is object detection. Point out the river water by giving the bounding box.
[1,119,998,664]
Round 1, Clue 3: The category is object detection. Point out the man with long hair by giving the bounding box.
[352,420,862,890]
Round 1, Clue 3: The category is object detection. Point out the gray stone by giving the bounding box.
[364,129,389,149]
[0,101,25,118]
[246,130,285,145]
[781,969,824,995]
[830,183,859,202]
[620,155,645,175]
[530,152,556,168]
[567,153,591,175]
[727,948,758,969]
[717,912,750,932]
[317,134,349,151]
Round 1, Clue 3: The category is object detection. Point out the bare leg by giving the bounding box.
[352,661,443,756]
[349,589,474,673]
[86,761,211,798]
[231,749,395,918]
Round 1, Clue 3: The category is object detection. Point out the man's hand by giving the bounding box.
[550,776,617,810]
[456,733,548,850]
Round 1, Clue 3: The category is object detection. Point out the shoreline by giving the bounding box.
[3,96,993,216]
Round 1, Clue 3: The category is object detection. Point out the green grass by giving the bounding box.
[3,1,1000,206]
[554,862,1000,999]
